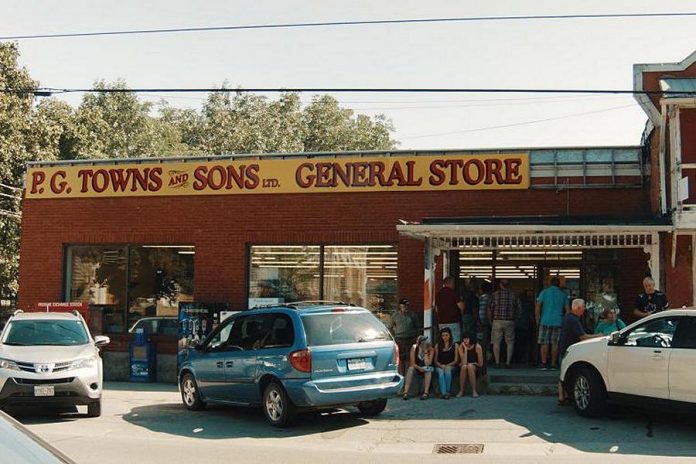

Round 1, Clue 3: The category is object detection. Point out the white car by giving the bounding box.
[0,311,110,417]
[560,309,696,416]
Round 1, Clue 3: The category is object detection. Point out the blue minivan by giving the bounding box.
[178,303,403,427]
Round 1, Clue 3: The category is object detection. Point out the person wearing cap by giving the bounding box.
[389,298,421,378]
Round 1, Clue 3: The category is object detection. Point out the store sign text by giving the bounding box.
[25,153,529,199]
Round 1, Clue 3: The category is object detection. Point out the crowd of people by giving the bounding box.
[384,274,670,400]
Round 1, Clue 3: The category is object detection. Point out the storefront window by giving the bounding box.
[323,245,397,310]
[65,245,194,334]
[127,246,195,331]
[248,246,321,307]
[65,246,128,333]
[248,244,397,311]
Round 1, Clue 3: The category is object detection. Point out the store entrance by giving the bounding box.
[452,249,599,366]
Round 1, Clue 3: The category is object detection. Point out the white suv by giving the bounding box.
[0,311,110,417]
[560,309,696,416]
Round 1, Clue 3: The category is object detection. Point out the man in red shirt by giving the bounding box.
[435,276,462,343]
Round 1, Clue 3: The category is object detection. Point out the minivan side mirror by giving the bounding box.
[94,335,110,347]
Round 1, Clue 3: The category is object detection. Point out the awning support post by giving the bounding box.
[423,237,436,339]
[648,232,662,291]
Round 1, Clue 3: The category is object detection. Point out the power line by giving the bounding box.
[401,104,636,139]
[2,12,696,40]
[2,87,695,97]
[140,92,623,105]
[0,209,21,220]
[0,183,21,192]
[351,95,630,111]
[0,192,21,201]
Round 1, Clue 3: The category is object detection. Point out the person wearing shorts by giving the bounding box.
[535,277,569,370]
[488,279,520,368]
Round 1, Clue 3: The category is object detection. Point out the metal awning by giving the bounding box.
[397,223,672,251]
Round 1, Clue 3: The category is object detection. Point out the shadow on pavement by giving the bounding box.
[377,395,696,457]
[6,405,88,425]
[122,402,369,439]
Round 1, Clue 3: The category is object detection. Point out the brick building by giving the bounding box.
[16,51,696,381]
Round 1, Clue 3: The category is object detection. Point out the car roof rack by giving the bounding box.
[12,309,24,317]
[249,300,354,310]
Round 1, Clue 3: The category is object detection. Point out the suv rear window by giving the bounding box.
[2,320,90,346]
[301,311,391,346]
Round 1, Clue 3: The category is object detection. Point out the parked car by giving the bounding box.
[560,308,696,417]
[178,303,403,427]
[128,316,178,336]
[0,409,76,463]
[0,310,110,417]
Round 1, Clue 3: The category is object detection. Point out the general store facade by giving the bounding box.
[16,51,696,381]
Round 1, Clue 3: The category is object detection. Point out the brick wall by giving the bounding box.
[18,185,651,319]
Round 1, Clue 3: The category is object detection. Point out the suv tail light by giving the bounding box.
[394,342,400,367]
[289,348,312,373]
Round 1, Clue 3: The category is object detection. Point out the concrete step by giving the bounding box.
[485,382,558,396]
[486,367,559,385]
[488,373,559,385]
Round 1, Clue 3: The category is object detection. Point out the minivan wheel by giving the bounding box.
[572,367,606,417]
[263,382,295,427]
[87,399,101,418]
[357,398,388,417]
[180,373,206,411]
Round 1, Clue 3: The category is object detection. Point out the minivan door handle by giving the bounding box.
[225,361,234,367]
[216,361,224,368]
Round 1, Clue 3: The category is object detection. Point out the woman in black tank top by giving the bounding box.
[458,332,484,397]
[434,327,460,399]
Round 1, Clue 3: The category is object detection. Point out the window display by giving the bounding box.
[248,244,398,312]
[65,245,194,334]
[65,246,127,333]
[127,246,194,330]
[323,245,397,310]
[248,246,320,306]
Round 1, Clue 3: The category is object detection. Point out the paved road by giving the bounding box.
[10,383,696,464]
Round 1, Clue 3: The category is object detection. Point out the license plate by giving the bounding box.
[347,358,368,371]
[34,385,55,397]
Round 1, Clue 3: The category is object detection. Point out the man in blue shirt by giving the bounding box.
[535,277,569,369]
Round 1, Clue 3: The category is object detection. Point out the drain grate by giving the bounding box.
[433,443,484,454]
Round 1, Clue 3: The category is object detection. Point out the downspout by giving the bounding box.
[658,102,668,215]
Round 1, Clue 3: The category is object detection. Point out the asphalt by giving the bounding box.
[8,382,696,464]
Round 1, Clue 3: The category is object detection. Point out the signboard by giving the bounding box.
[25,153,530,199]
[34,302,90,323]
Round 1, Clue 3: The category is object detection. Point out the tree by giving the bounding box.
[0,43,62,300]
[302,95,395,152]
[55,79,187,160]
[162,90,397,154]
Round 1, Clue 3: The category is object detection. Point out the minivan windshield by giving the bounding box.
[301,311,391,346]
[2,320,90,346]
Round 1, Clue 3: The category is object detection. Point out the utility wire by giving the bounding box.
[0,192,21,201]
[2,12,696,40]
[2,87,696,96]
[401,104,636,139]
[0,183,21,192]
[0,209,21,219]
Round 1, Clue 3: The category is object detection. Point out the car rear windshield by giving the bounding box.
[2,320,90,346]
[301,311,391,346]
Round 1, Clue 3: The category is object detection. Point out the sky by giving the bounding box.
[3,0,696,151]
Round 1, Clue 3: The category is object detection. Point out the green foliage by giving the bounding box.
[0,42,398,297]
[0,43,62,298]
[162,90,397,155]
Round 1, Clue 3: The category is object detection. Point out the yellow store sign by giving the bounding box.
[25,153,529,199]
